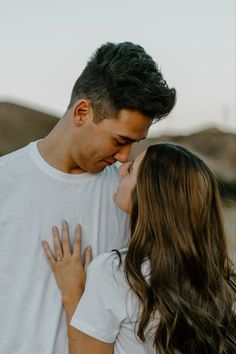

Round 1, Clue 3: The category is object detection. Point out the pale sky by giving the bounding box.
[0,0,235,136]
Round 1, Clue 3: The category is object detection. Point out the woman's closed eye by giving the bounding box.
[127,161,134,173]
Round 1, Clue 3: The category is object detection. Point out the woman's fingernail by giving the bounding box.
[87,245,92,251]
[62,220,67,226]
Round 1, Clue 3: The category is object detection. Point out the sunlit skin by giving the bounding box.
[38,100,152,174]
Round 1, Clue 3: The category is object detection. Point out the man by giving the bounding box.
[0,42,176,354]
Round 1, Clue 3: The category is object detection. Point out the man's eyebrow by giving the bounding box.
[117,135,146,143]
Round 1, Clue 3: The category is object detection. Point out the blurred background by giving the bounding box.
[0,0,235,260]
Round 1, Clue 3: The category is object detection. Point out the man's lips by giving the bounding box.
[103,159,116,165]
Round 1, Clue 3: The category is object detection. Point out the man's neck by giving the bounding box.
[37,124,85,174]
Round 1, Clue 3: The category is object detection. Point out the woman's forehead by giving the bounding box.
[134,151,146,170]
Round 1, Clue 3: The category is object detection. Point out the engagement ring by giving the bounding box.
[56,255,63,262]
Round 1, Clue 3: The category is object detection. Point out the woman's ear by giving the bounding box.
[73,99,92,127]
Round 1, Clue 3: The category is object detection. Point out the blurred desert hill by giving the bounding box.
[0,101,235,258]
[130,130,236,259]
[1,101,235,192]
[131,128,236,199]
[0,101,58,155]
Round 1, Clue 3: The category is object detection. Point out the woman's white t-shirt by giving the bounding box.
[71,250,158,354]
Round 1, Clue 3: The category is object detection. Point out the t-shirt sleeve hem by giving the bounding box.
[70,318,116,344]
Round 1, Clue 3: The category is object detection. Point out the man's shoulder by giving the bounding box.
[0,143,32,167]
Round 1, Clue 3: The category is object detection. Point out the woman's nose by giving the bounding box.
[119,162,129,176]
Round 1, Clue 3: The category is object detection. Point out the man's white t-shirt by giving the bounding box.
[0,142,129,354]
[71,251,158,354]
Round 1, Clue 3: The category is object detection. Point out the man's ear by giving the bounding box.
[73,99,92,127]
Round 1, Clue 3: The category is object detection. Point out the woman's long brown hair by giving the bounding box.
[124,143,236,353]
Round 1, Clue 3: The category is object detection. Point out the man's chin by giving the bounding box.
[87,165,107,173]
[86,160,115,173]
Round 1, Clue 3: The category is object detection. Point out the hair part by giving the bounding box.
[68,42,176,122]
[125,143,236,353]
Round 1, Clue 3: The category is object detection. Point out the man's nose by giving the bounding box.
[113,144,132,163]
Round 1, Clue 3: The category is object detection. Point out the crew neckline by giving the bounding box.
[28,141,98,182]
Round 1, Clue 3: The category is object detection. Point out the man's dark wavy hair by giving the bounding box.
[68,42,176,122]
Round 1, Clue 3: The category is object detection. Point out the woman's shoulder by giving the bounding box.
[87,248,128,286]
[89,248,127,270]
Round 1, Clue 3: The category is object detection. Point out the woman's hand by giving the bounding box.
[42,221,92,308]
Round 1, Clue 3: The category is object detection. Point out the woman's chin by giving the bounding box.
[112,192,119,207]
[113,194,130,215]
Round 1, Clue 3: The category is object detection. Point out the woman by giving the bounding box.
[42,143,236,354]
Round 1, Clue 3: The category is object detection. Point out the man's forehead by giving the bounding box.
[113,116,151,137]
[100,109,151,140]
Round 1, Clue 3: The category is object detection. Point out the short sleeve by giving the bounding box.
[70,252,128,343]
